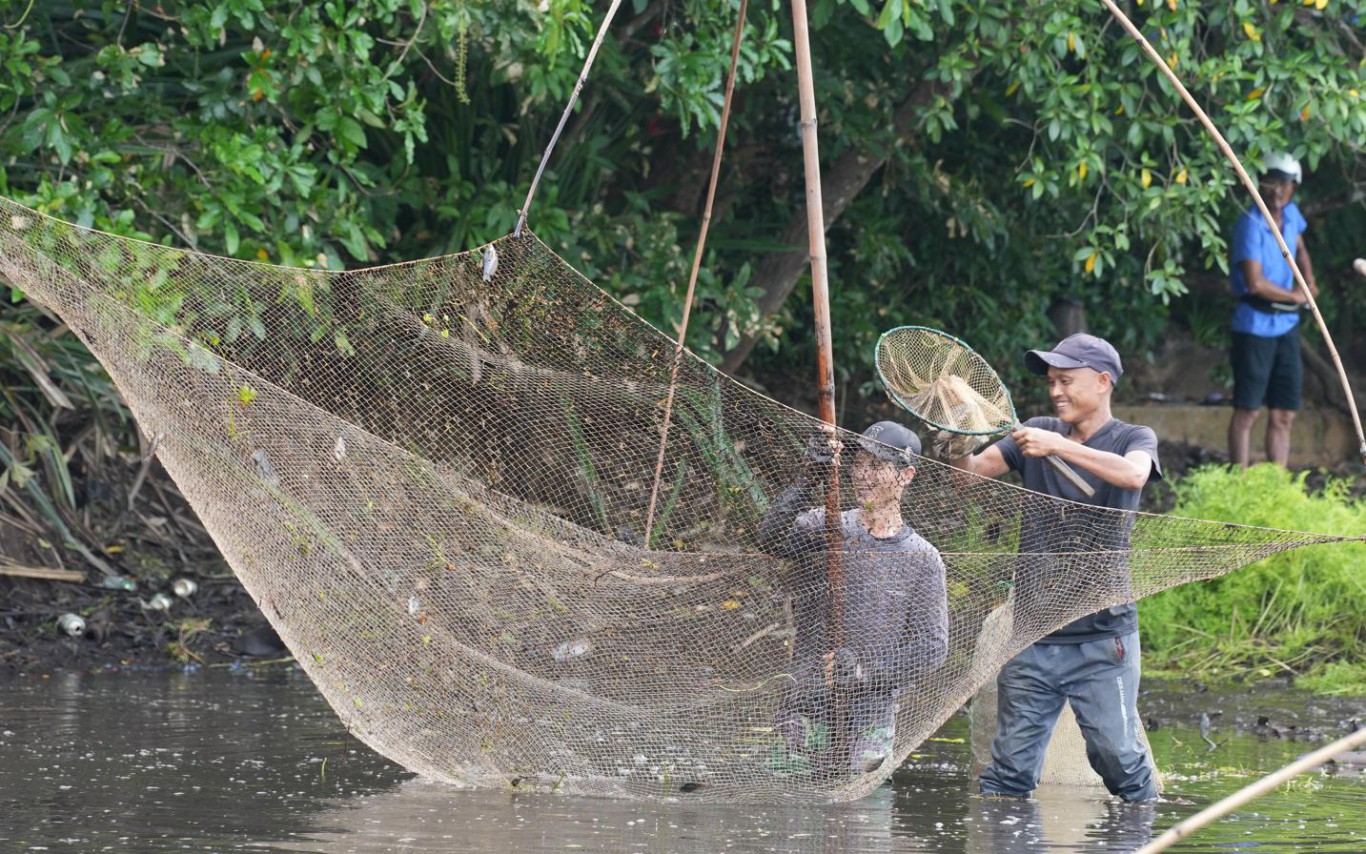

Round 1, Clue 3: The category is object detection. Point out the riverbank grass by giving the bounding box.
[1141,464,1366,694]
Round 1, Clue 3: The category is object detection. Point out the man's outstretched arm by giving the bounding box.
[945,441,1010,480]
[1009,428,1154,490]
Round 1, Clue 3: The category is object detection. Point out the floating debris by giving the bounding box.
[172,578,198,598]
[1200,712,1218,752]
[552,639,593,662]
[333,436,347,461]
[251,449,280,487]
[57,613,86,637]
[142,593,174,612]
[407,595,421,616]
[98,575,137,592]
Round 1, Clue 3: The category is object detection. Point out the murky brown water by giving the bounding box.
[0,668,1361,852]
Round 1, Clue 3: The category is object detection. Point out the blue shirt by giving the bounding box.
[1229,201,1307,338]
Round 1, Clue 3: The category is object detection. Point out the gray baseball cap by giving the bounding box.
[1025,333,1123,382]
[857,421,922,467]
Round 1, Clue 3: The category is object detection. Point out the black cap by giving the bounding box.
[857,421,921,467]
[1025,333,1123,382]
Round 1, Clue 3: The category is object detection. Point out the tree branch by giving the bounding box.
[718,73,970,374]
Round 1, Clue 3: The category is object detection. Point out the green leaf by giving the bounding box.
[336,116,367,151]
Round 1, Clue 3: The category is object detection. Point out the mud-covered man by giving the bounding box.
[759,421,948,775]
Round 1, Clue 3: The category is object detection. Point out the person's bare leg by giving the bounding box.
[1266,408,1296,466]
[1228,408,1261,467]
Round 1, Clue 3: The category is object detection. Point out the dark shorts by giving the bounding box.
[1231,329,1301,411]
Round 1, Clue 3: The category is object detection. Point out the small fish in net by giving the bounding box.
[902,375,1013,436]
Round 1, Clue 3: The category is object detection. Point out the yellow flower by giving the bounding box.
[1243,22,1261,41]
[1141,168,1153,188]
[1176,167,1189,185]
[1084,252,1098,274]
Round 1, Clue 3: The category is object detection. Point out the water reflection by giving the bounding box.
[290,781,931,853]
[0,670,1362,853]
[961,792,1155,853]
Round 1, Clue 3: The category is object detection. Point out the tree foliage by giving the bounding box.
[0,0,1363,390]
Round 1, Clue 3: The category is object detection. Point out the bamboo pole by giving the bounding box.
[644,0,749,548]
[789,0,849,770]
[515,0,624,238]
[1134,726,1366,854]
[1097,0,1366,467]
[0,562,84,582]
[789,0,843,641]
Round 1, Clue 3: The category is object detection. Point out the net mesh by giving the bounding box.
[0,198,1351,802]
[876,326,1016,435]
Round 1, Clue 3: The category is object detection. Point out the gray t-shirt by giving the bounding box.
[758,485,949,694]
[787,508,949,686]
[995,416,1161,643]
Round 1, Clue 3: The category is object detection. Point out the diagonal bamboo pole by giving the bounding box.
[1134,726,1366,854]
[515,0,624,238]
[643,0,750,548]
[1098,0,1365,468]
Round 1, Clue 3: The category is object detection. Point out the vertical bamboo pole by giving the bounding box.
[789,0,848,766]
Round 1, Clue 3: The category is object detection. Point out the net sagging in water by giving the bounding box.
[0,198,1350,802]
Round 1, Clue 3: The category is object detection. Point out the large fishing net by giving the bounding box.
[0,197,1351,802]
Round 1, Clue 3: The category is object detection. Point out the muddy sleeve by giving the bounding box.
[756,476,821,559]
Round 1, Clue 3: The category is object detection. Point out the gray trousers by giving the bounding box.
[978,630,1158,801]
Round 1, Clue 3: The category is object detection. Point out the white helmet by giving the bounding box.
[1263,152,1302,184]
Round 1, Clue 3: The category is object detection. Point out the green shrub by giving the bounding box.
[1140,464,1366,694]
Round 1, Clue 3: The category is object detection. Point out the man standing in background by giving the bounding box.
[1227,153,1317,468]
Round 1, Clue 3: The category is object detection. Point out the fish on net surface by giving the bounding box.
[0,197,1354,802]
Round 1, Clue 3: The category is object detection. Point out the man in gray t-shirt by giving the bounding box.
[759,421,949,776]
[940,334,1161,802]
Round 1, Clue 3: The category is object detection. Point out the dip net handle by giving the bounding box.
[1134,726,1366,854]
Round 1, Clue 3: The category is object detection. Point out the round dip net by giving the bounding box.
[0,197,1352,802]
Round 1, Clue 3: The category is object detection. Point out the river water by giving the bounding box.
[1,668,1362,853]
